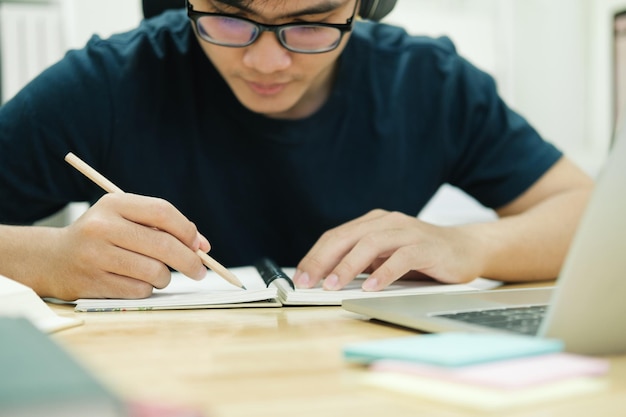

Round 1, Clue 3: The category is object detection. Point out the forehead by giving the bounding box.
[199,0,349,18]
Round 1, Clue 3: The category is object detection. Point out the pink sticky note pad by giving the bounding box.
[371,353,610,389]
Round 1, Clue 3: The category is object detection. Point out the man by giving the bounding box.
[0,0,593,301]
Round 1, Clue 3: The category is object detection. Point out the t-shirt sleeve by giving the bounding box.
[441,52,563,209]
[0,36,114,223]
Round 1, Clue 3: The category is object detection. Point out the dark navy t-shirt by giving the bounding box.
[0,10,562,267]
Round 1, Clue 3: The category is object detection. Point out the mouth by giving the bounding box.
[245,80,289,96]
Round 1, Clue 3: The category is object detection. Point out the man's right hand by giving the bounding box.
[0,193,210,301]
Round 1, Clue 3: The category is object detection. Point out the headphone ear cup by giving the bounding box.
[359,0,398,21]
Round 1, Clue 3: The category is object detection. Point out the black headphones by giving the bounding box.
[359,0,398,21]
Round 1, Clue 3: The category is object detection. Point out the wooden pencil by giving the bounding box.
[64,152,246,290]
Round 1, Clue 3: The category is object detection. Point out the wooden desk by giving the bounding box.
[50,299,626,417]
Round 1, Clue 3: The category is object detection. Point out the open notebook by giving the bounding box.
[72,258,501,312]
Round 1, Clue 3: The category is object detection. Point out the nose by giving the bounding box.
[242,32,292,74]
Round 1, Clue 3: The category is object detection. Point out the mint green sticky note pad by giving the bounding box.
[343,333,564,367]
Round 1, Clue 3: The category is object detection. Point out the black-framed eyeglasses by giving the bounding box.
[186,0,358,54]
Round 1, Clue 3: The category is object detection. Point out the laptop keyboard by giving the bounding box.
[435,305,548,336]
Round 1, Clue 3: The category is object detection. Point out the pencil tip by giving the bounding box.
[241,285,247,290]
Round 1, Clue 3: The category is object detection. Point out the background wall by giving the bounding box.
[57,0,141,50]
[589,0,626,159]
[385,0,613,174]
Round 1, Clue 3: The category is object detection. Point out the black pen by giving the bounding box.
[255,258,295,290]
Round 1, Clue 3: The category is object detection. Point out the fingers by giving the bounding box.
[73,193,210,289]
[102,218,208,282]
[324,229,421,291]
[295,210,477,292]
[360,245,432,291]
[52,227,168,300]
[295,210,404,289]
[196,232,211,252]
[104,193,211,253]
[71,272,159,300]
[90,239,174,290]
[102,193,211,279]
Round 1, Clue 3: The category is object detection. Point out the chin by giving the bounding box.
[226,78,307,118]
[238,94,301,118]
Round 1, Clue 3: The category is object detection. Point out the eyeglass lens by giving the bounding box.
[196,16,343,52]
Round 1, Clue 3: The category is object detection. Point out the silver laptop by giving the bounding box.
[343,131,626,355]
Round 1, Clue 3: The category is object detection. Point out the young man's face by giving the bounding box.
[189,0,357,119]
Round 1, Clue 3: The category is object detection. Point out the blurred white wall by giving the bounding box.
[505,0,590,167]
[589,0,626,160]
[0,1,64,102]
[386,1,502,88]
[385,0,623,174]
[58,0,142,50]
[0,0,142,103]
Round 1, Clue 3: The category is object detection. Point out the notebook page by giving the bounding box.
[74,267,279,311]
[276,268,501,305]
